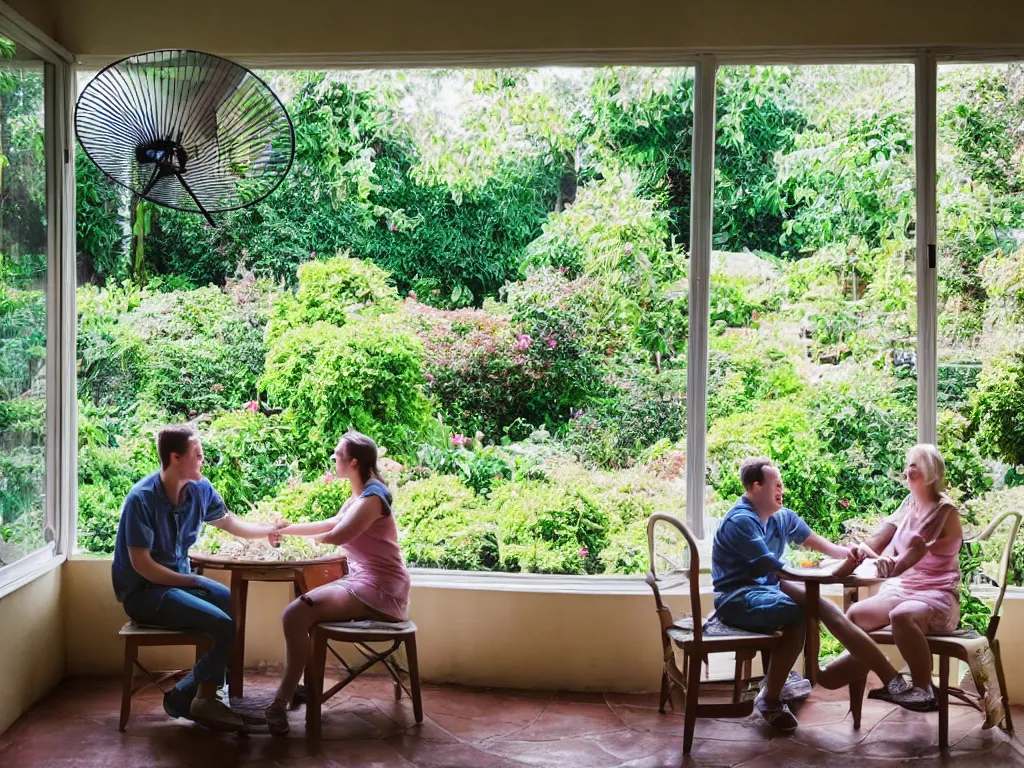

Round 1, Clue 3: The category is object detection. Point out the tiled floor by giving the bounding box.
[2,672,1023,767]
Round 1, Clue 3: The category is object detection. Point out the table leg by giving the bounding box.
[229,572,249,699]
[804,582,820,686]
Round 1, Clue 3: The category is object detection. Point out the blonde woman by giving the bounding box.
[819,444,963,710]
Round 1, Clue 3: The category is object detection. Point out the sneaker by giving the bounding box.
[264,699,290,736]
[761,671,812,704]
[754,690,799,733]
[189,696,244,731]
[163,687,195,720]
[869,675,936,712]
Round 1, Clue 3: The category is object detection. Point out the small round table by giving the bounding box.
[190,552,348,699]
[780,563,882,685]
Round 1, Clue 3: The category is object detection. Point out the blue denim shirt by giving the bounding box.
[711,496,811,603]
[111,471,227,602]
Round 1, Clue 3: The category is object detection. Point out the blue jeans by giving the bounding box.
[714,585,804,634]
[123,575,235,702]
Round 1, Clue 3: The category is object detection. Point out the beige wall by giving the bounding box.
[0,567,65,734]
[33,0,1024,61]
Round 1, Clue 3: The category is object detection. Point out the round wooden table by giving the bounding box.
[190,552,348,699]
[780,562,882,685]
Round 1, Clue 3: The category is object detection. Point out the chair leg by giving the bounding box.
[993,640,1014,735]
[405,634,423,724]
[938,654,950,751]
[732,656,744,704]
[658,669,671,714]
[306,629,327,739]
[120,640,136,732]
[683,650,701,756]
[848,676,866,729]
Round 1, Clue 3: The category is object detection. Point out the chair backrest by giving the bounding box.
[646,513,703,645]
[965,510,1023,642]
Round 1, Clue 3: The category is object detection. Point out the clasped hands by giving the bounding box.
[833,541,898,579]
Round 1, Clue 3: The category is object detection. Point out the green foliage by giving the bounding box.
[707,334,804,421]
[266,253,397,342]
[564,369,686,469]
[75,146,127,283]
[973,349,1024,466]
[262,320,434,466]
[0,278,45,400]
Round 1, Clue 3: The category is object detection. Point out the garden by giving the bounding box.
[4,64,1024,617]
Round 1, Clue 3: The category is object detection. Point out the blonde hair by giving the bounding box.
[906,443,946,491]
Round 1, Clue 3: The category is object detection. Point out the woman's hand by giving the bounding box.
[831,550,859,580]
[875,556,897,578]
[850,542,879,562]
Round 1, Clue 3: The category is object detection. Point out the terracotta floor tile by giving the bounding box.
[3,674,1022,768]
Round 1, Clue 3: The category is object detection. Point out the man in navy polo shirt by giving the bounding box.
[712,457,915,734]
[112,424,287,730]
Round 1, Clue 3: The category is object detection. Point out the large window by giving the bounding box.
[704,64,917,545]
[0,32,63,581]
[73,67,693,576]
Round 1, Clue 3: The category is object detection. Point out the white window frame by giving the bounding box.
[0,2,74,599]
[55,42,1024,591]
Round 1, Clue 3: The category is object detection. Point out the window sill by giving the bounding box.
[0,545,64,600]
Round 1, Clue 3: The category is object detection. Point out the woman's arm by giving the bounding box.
[277,519,338,537]
[318,496,384,547]
[888,506,962,578]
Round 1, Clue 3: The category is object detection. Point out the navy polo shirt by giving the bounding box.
[711,496,811,602]
[111,471,227,602]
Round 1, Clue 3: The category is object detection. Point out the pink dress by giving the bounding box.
[877,493,962,633]
[334,479,411,622]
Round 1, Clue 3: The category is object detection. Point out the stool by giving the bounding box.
[305,619,422,738]
[118,621,211,731]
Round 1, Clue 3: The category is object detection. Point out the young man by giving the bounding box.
[711,457,916,733]
[112,424,287,729]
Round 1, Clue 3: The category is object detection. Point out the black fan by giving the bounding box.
[76,50,294,225]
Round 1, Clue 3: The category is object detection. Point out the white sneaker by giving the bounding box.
[761,671,812,703]
[754,690,799,733]
[189,696,243,730]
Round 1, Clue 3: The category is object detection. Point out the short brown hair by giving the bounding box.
[157,424,198,469]
[739,457,775,489]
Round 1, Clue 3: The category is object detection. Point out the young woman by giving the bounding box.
[264,431,411,734]
[819,444,963,710]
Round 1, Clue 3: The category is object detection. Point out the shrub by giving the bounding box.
[262,320,434,466]
[564,368,686,468]
[707,334,803,421]
[265,253,398,342]
[972,348,1024,466]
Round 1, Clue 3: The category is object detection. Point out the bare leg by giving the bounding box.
[273,584,375,704]
[780,582,899,688]
[764,622,805,701]
[817,595,902,689]
[888,602,934,690]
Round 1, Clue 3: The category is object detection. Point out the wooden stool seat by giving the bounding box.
[305,619,422,737]
[118,620,211,731]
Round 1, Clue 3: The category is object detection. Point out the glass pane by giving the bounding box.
[708,65,916,544]
[0,39,48,567]
[73,66,692,575]
[937,63,1024,592]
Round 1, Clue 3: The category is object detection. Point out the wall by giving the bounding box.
[0,567,65,734]
[41,0,1024,62]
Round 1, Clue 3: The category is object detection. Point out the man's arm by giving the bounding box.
[128,546,199,588]
[208,512,288,540]
[801,532,851,560]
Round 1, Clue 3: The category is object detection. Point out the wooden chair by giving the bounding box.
[305,619,422,738]
[118,621,211,731]
[849,510,1021,749]
[646,513,782,755]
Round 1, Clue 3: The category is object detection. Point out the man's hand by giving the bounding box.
[267,519,289,548]
[831,550,859,580]
[849,541,879,562]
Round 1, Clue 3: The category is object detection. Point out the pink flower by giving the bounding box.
[579,547,589,558]
[310,251,316,258]
[516,334,532,351]
[244,400,259,414]
[322,471,336,483]
[409,290,417,299]
[839,499,850,509]
[547,338,557,349]
[424,373,435,383]
[451,434,468,447]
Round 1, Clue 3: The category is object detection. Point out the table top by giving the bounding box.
[782,558,884,586]
[190,551,348,570]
